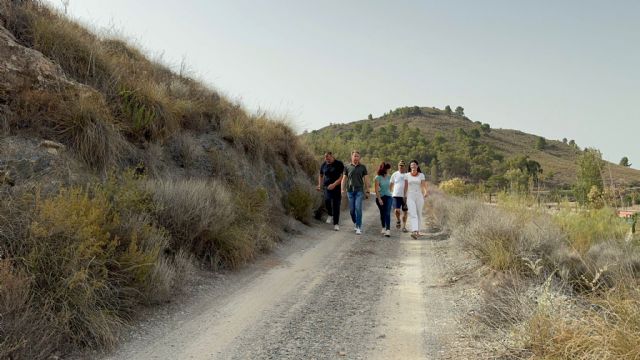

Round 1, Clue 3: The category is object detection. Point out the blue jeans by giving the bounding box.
[376,195,393,230]
[347,191,364,228]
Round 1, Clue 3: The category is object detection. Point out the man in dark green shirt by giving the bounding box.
[341,150,369,235]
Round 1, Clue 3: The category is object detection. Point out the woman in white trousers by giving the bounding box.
[403,160,428,239]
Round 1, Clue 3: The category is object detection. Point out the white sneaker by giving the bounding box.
[380,228,385,234]
[355,228,362,235]
[384,229,391,237]
[334,225,340,231]
[354,225,358,231]
[326,217,332,224]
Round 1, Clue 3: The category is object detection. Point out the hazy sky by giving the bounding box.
[44,0,639,167]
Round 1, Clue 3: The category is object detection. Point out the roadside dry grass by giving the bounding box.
[427,189,640,359]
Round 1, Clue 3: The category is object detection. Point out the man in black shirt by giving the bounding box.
[317,151,344,230]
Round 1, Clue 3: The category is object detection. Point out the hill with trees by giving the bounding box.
[302,106,640,191]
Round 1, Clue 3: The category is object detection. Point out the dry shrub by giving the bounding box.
[14,88,128,170]
[213,184,277,269]
[432,193,640,358]
[476,271,578,358]
[425,189,456,231]
[23,188,130,349]
[220,111,264,155]
[477,272,536,330]
[586,242,640,278]
[208,146,240,179]
[285,178,319,224]
[148,178,235,256]
[214,224,259,270]
[253,114,299,166]
[446,197,484,230]
[113,213,180,304]
[518,215,565,261]
[295,144,319,178]
[522,283,640,359]
[116,80,180,141]
[456,208,523,271]
[553,207,628,254]
[0,1,110,88]
[0,177,181,358]
[0,260,57,359]
[168,131,203,169]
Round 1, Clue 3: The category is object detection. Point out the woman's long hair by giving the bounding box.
[410,160,421,173]
[377,162,391,176]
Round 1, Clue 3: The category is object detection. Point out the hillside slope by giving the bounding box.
[0,1,316,358]
[303,106,640,187]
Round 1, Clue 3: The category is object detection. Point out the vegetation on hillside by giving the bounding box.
[0,1,318,358]
[304,106,640,197]
[305,106,545,191]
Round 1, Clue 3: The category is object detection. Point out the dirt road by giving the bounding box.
[103,198,475,360]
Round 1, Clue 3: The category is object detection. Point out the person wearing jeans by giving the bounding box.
[375,162,393,237]
[317,151,344,231]
[341,150,369,235]
[347,191,365,233]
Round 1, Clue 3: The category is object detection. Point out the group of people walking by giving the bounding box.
[317,150,428,239]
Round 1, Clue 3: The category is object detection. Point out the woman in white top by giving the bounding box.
[403,160,428,239]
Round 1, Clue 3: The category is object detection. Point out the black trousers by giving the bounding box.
[324,187,342,225]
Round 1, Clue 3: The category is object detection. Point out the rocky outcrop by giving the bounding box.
[0,25,74,93]
[0,136,85,189]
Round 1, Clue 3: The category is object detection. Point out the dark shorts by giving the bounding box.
[393,196,406,209]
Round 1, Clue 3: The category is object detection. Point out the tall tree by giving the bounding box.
[574,148,605,204]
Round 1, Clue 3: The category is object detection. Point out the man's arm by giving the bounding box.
[328,175,343,190]
[317,174,323,191]
[403,178,408,199]
[341,171,347,193]
[328,162,344,190]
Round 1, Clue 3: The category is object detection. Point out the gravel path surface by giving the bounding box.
[101,197,478,360]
